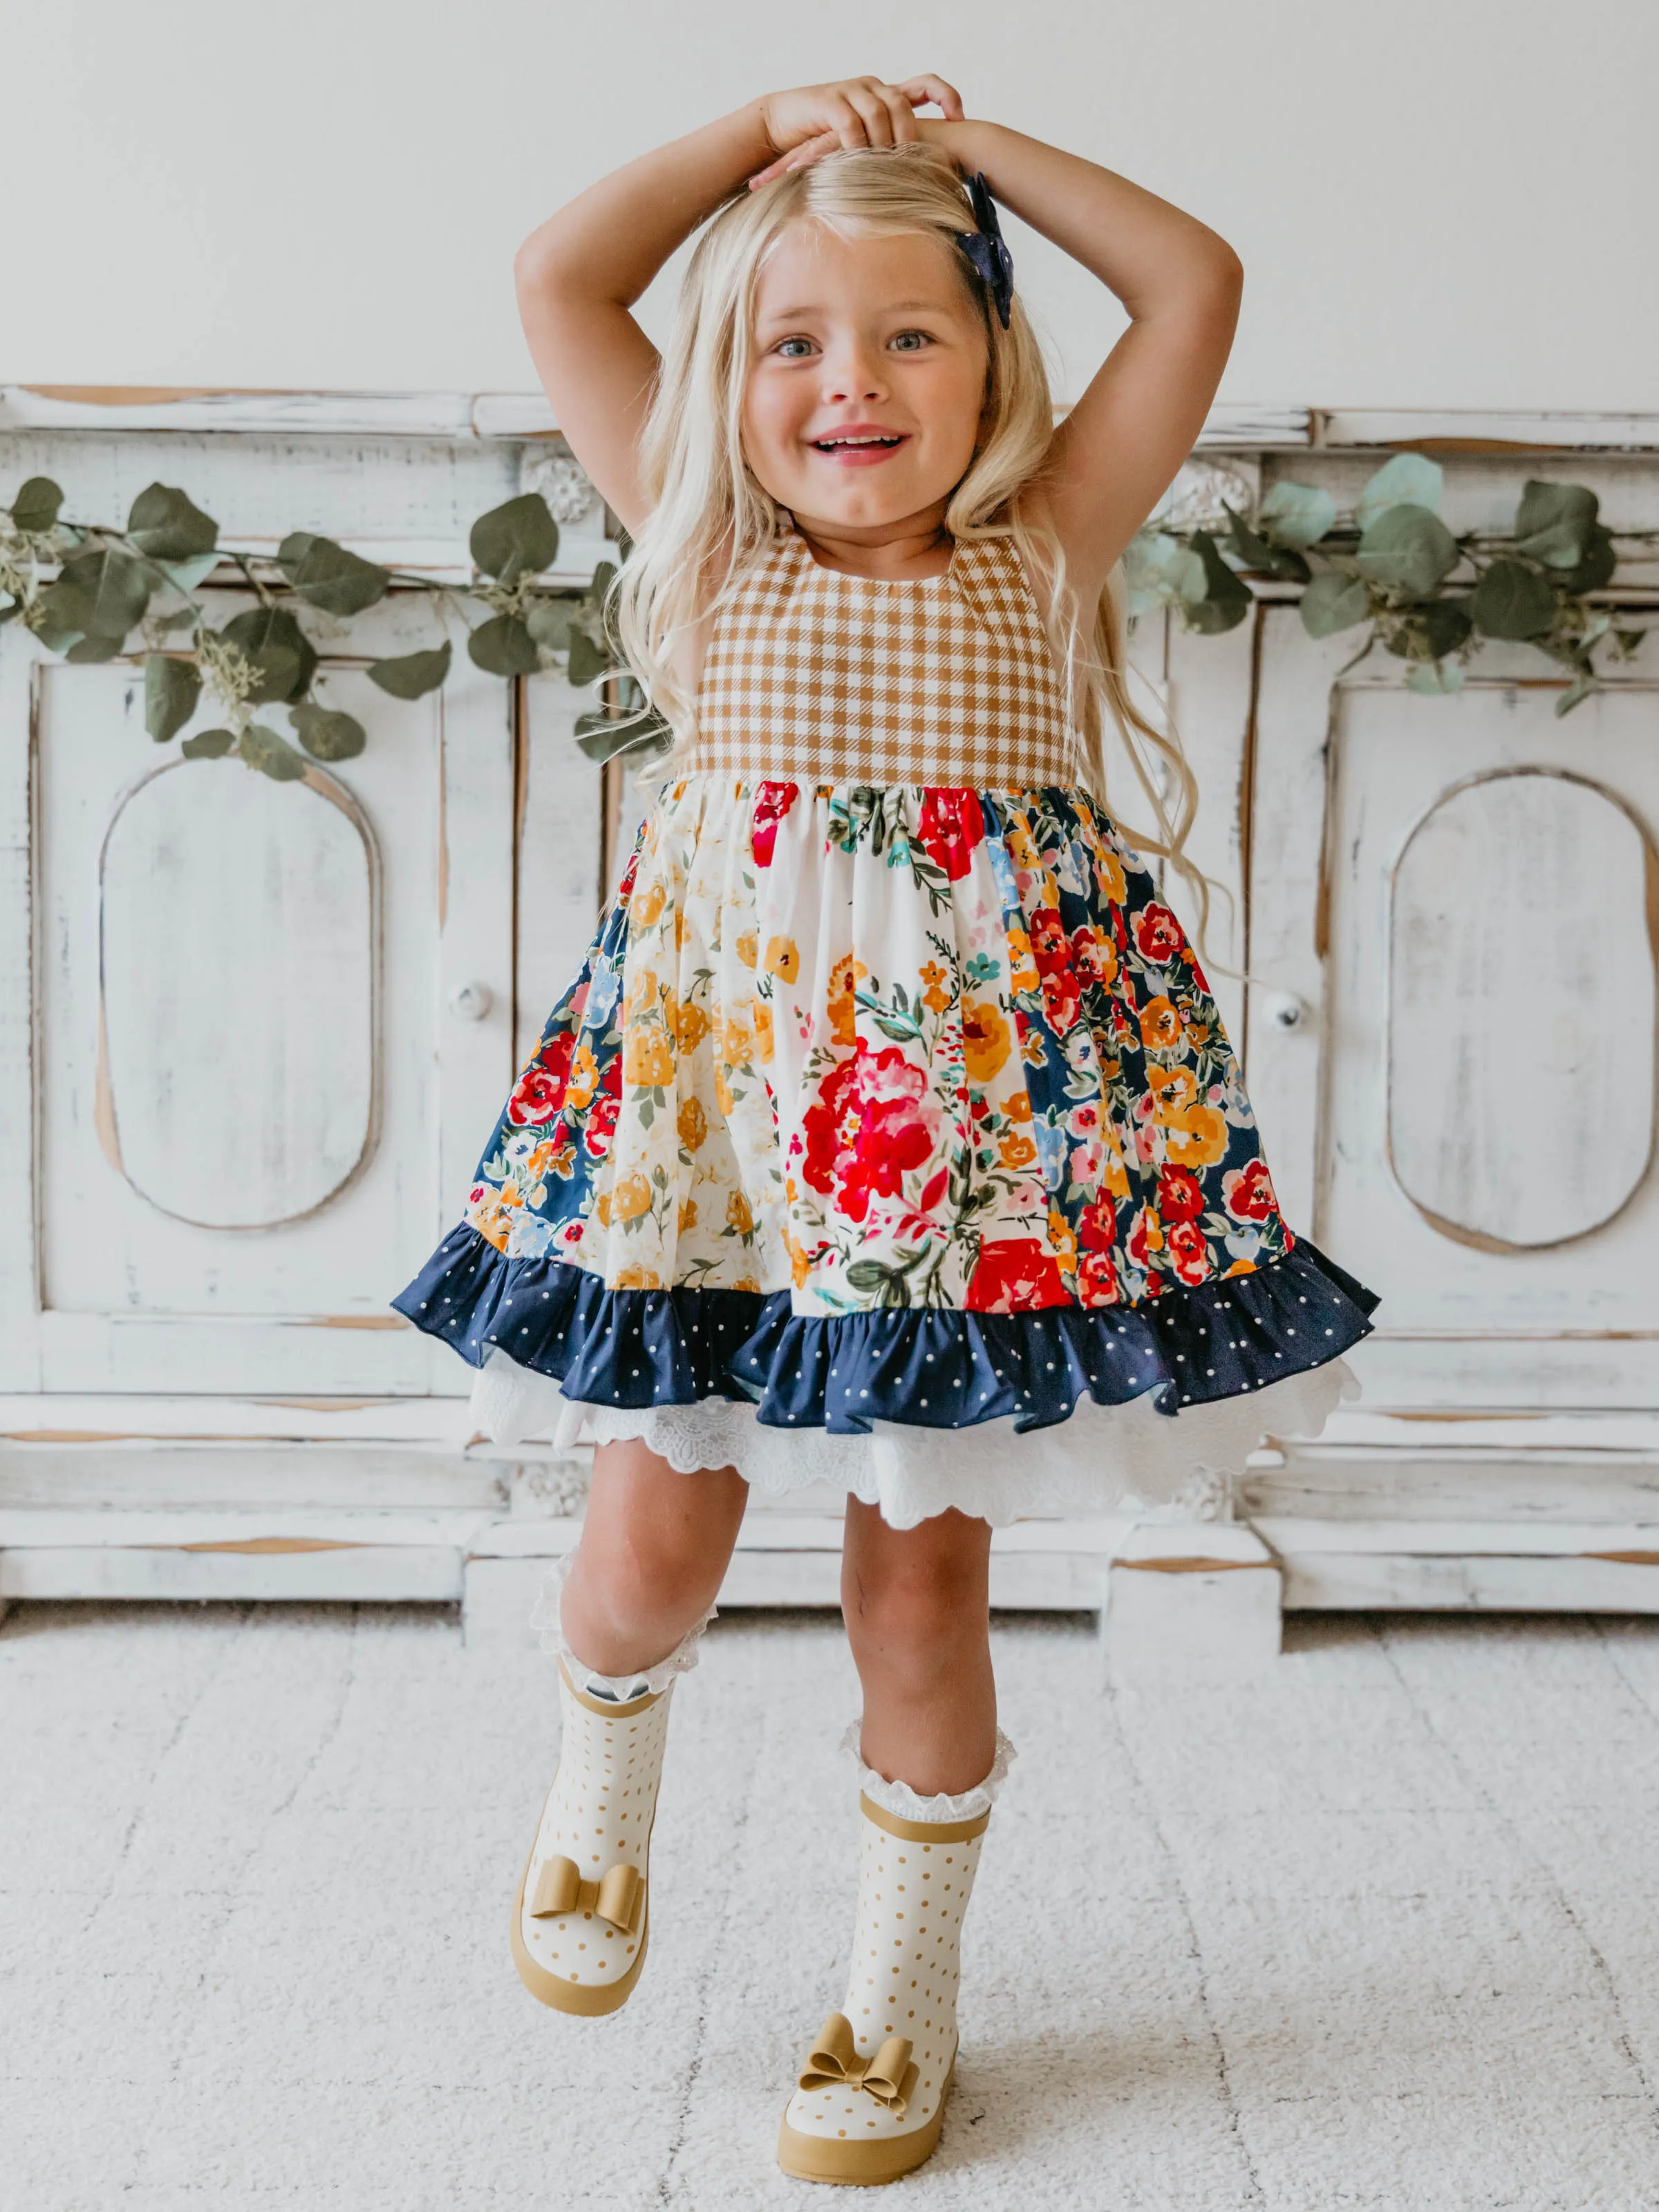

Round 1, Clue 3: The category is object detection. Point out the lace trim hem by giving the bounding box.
[841,1721,1017,1823]
[528,1550,717,1699]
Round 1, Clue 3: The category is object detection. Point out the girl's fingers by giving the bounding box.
[881,84,919,143]
[747,130,838,187]
[898,75,966,120]
[845,84,896,147]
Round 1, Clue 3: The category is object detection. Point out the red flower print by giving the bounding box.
[1132,903,1184,966]
[1029,907,1068,973]
[1126,1204,1163,1268]
[1039,965,1080,1034]
[1157,1165,1205,1223]
[617,849,641,902]
[583,1091,620,1158]
[1165,1217,1212,1286]
[964,1236,1069,1313]
[801,1041,939,1224]
[1076,1249,1121,1307]
[1222,1160,1277,1222]
[917,788,986,882]
[1069,924,1116,986]
[507,1031,577,1125]
[751,780,800,869]
[1078,1195,1117,1252]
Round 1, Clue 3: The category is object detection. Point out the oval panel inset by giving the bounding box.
[1387,769,1658,1250]
[100,758,377,1229]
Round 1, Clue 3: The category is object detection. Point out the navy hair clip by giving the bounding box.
[956,171,1013,329]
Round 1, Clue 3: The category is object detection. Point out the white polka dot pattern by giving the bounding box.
[514,1664,673,2009]
[778,1795,988,2179]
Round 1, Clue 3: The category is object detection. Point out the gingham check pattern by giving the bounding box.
[680,532,1078,786]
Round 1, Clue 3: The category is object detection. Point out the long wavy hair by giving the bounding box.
[612,142,1208,928]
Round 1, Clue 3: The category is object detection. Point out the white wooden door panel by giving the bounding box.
[514,674,605,1071]
[27,599,514,1395]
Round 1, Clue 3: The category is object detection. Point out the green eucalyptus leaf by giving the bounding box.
[1355,505,1459,597]
[1468,559,1556,641]
[276,531,390,616]
[290,701,367,761]
[1357,453,1443,527]
[1123,531,1208,609]
[467,614,541,677]
[469,493,559,585]
[126,482,218,561]
[1257,480,1337,550]
[182,727,237,759]
[1223,505,1309,582]
[10,476,64,533]
[1181,531,1252,633]
[1515,480,1599,569]
[565,626,613,686]
[159,552,219,595]
[525,598,576,651]
[1555,671,1597,717]
[238,722,308,780]
[366,641,452,699]
[144,653,201,742]
[1385,599,1472,660]
[1406,660,1465,695]
[218,605,316,703]
[33,625,83,655]
[574,706,672,765]
[1300,571,1370,637]
[1559,523,1617,596]
[64,633,130,664]
[39,547,151,641]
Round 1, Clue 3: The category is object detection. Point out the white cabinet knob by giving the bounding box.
[1266,993,1305,1031]
[448,981,494,1022]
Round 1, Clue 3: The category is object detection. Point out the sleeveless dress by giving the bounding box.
[393,529,1377,1528]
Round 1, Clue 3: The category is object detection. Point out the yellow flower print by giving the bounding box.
[1096,847,1127,904]
[612,1263,663,1290]
[565,1042,600,1112]
[1225,1255,1258,1277]
[612,1172,653,1222]
[1006,928,1040,995]
[673,1000,711,1054]
[962,1000,1011,1085]
[919,959,952,1014]
[731,1274,762,1295]
[753,996,775,1064]
[632,880,667,927]
[787,1228,812,1289]
[827,953,863,1047]
[1165,1102,1229,1168]
[734,928,758,968]
[677,1199,698,1237]
[595,1190,613,1227]
[1101,1132,1132,1199]
[674,909,691,953]
[1020,1030,1047,1068]
[1150,1065,1199,1123]
[1007,817,1041,871]
[764,935,800,984]
[720,1018,754,1069]
[727,1189,754,1236]
[623,968,659,1024]
[997,1130,1038,1170]
[1047,1207,1078,1277]
[677,1096,708,1151]
[1139,995,1184,1051]
[715,1066,737,1116]
[624,1030,675,1087]
[1004,1091,1033,1123]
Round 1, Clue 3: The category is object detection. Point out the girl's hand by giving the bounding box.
[749,76,965,187]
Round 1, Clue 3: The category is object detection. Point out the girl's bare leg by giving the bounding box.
[559,1438,748,1676]
[841,1499,996,1796]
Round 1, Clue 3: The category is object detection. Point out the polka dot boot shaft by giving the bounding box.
[509,1662,674,2018]
[777,1793,990,2185]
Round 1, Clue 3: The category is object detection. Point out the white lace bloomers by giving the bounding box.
[394,529,1376,1527]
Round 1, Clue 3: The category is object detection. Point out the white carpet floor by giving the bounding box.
[5,1599,1659,2210]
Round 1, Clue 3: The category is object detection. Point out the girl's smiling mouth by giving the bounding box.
[809,424,910,465]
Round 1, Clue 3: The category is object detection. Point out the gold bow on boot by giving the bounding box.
[797,2014,919,2121]
[529,1855,643,1936]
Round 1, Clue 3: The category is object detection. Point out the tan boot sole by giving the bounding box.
[776,2055,955,2186]
[509,1785,653,2018]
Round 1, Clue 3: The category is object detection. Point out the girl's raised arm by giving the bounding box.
[514,77,964,531]
[921,120,1243,592]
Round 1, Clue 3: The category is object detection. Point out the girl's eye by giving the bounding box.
[775,337,815,359]
[890,330,932,352]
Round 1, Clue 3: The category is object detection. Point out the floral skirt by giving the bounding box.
[393,775,1377,1528]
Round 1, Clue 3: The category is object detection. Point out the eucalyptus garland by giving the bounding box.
[0,454,1647,789]
[1127,453,1649,713]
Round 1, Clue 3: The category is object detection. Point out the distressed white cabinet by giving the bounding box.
[1,391,1657,1633]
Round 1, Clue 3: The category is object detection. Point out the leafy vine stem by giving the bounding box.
[0,454,1651,786]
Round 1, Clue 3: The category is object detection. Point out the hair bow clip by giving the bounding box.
[955,171,1014,330]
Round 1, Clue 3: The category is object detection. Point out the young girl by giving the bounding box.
[396,75,1376,2184]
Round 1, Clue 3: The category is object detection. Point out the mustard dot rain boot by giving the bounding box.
[776,1730,1014,2186]
[510,1553,714,2018]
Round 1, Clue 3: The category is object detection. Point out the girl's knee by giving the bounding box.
[841,1541,988,1668]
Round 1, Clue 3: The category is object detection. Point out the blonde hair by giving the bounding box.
[612,142,1209,935]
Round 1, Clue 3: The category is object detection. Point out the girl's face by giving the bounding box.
[742,222,990,535]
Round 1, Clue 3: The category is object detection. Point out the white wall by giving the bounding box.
[7,0,1655,410]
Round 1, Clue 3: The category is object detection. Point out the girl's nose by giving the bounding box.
[821,348,886,404]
